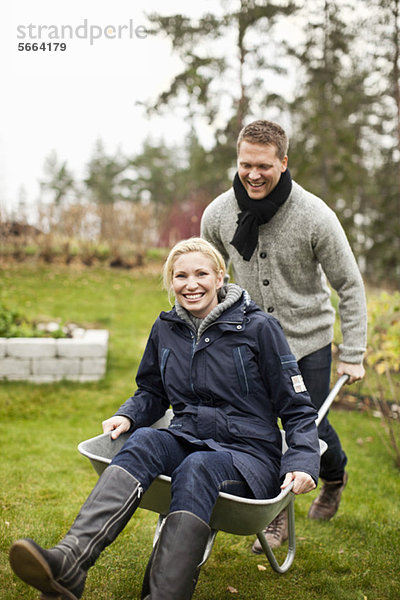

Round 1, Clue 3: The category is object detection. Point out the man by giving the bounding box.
[201,120,367,552]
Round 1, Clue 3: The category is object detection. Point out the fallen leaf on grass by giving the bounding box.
[357,437,374,445]
[227,585,238,593]
[257,564,267,571]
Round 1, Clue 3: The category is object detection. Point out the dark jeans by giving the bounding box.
[298,344,347,481]
[111,428,253,523]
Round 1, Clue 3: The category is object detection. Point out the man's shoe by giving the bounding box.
[308,472,348,520]
[251,509,288,554]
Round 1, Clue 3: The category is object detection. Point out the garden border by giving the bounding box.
[0,330,109,383]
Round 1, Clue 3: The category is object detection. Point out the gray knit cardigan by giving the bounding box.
[201,180,367,363]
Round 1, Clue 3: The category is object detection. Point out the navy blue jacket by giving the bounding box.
[115,293,320,498]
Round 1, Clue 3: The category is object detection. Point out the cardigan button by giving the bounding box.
[267,306,274,313]
[205,337,210,343]
[263,279,270,286]
[260,251,267,259]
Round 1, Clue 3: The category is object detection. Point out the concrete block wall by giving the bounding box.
[0,330,108,383]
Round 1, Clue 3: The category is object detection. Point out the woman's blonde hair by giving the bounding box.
[163,238,226,296]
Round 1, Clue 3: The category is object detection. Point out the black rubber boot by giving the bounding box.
[9,465,142,599]
[142,510,211,600]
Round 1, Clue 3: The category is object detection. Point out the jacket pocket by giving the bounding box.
[227,415,277,441]
[160,348,170,386]
[232,346,251,396]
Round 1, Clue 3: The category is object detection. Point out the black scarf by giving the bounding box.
[230,169,292,261]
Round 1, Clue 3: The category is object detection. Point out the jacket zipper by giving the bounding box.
[190,332,197,394]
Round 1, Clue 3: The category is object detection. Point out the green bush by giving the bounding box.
[0,302,66,338]
[364,291,400,469]
[366,291,400,374]
[24,244,39,257]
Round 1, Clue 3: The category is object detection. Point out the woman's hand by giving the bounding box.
[102,416,131,440]
[281,471,316,495]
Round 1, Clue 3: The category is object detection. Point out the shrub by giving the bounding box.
[365,291,400,468]
[0,302,66,338]
[366,291,400,374]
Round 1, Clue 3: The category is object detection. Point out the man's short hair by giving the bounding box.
[237,120,289,160]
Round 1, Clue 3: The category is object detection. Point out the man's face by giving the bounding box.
[237,140,288,200]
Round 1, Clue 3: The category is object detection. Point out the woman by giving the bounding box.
[9,238,320,600]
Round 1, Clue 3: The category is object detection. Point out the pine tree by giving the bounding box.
[142,1,299,179]
[362,0,400,284]
[84,140,132,241]
[288,0,375,258]
[40,150,76,206]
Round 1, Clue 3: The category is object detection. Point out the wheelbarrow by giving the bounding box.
[78,375,349,579]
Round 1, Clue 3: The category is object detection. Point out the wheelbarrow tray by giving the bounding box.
[78,376,347,572]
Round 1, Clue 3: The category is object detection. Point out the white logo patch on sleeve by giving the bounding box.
[291,374,307,393]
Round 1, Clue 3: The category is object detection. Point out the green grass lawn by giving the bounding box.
[1,263,399,600]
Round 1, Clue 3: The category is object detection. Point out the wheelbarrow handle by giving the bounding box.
[315,374,349,427]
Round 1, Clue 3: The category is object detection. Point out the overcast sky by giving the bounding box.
[1,0,224,216]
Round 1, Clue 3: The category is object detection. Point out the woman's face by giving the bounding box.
[172,252,223,318]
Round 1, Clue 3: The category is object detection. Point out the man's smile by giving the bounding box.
[247,180,266,188]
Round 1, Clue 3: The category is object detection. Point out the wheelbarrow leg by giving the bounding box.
[255,495,296,574]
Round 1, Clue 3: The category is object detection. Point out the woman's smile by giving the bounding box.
[172,252,223,318]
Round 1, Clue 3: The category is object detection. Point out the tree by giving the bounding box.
[361,0,400,284]
[143,1,299,180]
[38,151,78,235]
[156,132,232,245]
[288,0,376,255]
[84,140,134,241]
[128,139,181,211]
[84,140,131,206]
[128,133,231,245]
[40,150,76,206]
